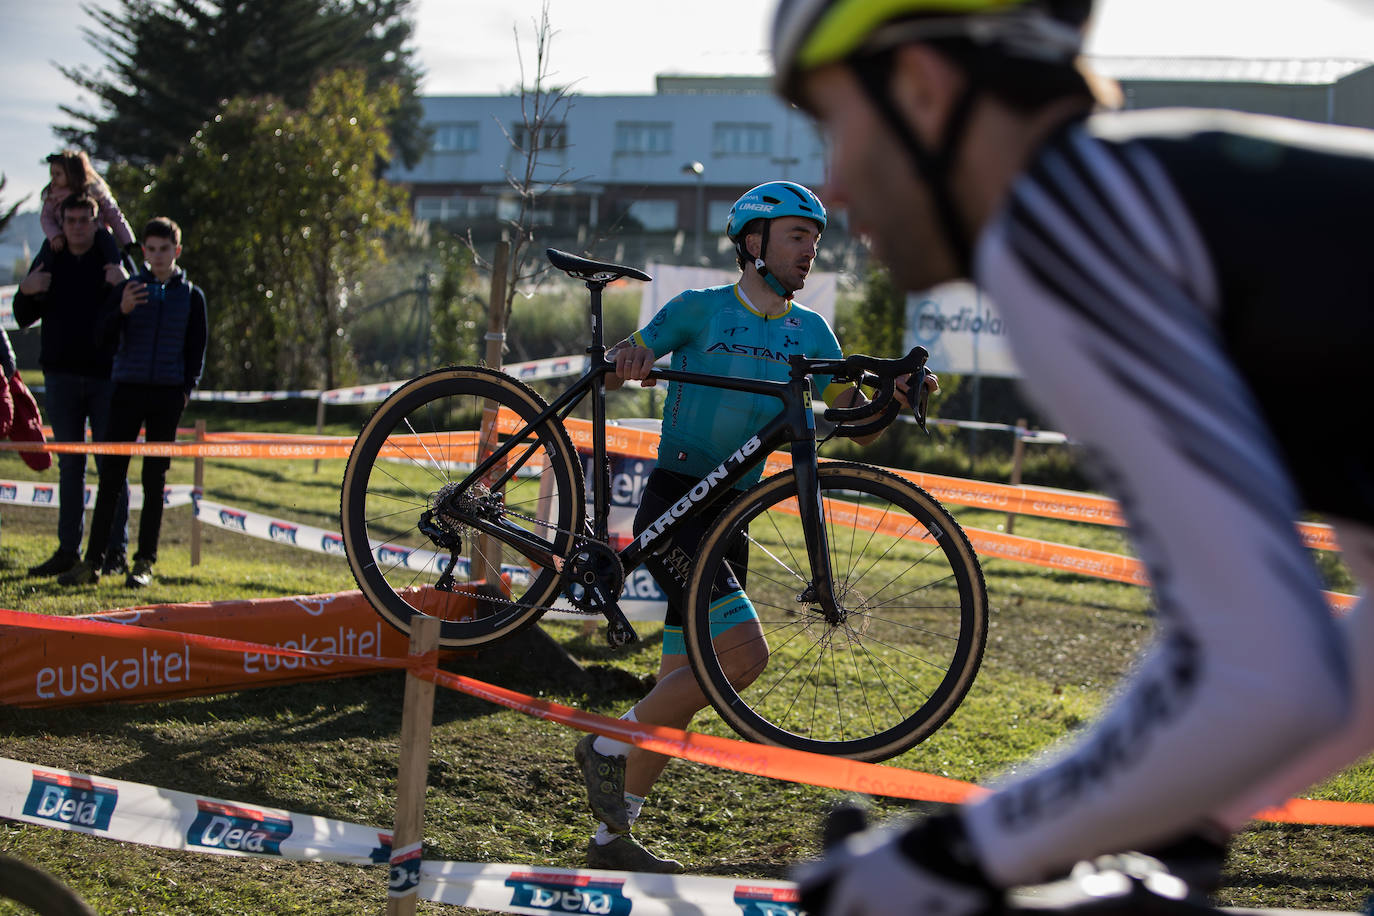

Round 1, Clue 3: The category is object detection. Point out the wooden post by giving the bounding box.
[484,240,509,370]
[1007,417,1027,535]
[191,419,205,567]
[475,241,510,588]
[386,614,441,916]
[313,394,326,474]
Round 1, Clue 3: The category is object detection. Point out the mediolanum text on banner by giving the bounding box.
[904,281,1021,378]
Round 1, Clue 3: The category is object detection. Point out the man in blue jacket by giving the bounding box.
[60,216,208,588]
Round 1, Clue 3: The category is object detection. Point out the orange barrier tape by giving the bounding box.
[1254,797,1374,827]
[429,667,983,805]
[785,496,1356,613]
[1,606,1371,826]
[547,416,1343,553]
[960,526,1356,613]
[0,439,355,459]
[2,604,1374,829]
[0,422,1345,552]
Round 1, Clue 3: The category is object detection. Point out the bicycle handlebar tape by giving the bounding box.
[834,398,903,440]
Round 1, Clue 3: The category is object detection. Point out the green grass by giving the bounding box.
[1,439,1372,914]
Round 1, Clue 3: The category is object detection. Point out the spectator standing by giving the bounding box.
[12,193,130,576]
[60,217,207,588]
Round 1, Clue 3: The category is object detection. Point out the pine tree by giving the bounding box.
[56,0,426,168]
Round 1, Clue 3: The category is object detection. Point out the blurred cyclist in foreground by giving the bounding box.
[769,0,1374,912]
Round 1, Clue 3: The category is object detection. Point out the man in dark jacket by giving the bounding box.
[59,216,207,588]
[12,193,130,576]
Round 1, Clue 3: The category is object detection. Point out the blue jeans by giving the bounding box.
[41,372,129,558]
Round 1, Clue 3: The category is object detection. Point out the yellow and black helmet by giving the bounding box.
[772,0,1091,103]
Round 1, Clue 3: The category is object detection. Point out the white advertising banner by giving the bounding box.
[0,479,197,510]
[0,755,388,864]
[194,495,667,623]
[0,754,802,914]
[904,282,1021,378]
[1,284,17,330]
[639,264,837,331]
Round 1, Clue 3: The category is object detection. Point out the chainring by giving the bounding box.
[562,541,625,613]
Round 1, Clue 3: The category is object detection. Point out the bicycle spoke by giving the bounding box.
[685,463,987,761]
[342,368,584,648]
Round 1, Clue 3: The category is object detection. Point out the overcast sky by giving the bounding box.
[4,0,1374,207]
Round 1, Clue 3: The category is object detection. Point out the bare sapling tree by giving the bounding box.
[469,0,579,343]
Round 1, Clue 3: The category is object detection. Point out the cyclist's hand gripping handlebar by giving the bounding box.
[817,346,931,439]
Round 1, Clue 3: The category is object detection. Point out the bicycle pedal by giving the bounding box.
[603,604,638,648]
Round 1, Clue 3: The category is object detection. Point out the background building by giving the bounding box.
[386,75,829,268]
[386,59,1374,269]
[7,59,1374,284]
[1095,56,1374,125]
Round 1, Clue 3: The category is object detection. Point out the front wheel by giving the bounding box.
[0,853,97,915]
[340,366,585,648]
[683,462,988,761]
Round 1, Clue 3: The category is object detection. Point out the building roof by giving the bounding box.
[655,74,772,95]
[1085,56,1373,86]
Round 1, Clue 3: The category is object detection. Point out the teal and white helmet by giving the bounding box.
[726,181,827,297]
[726,180,828,240]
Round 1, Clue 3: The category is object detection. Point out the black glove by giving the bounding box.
[795,811,1001,916]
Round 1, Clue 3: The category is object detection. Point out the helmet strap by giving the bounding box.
[743,219,793,299]
[851,49,980,276]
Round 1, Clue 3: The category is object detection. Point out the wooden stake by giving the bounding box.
[313,395,326,474]
[191,419,205,567]
[1007,417,1027,535]
[386,614,441,915]
[476,241,510,587]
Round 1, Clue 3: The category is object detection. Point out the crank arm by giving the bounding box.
[602,603,638,648]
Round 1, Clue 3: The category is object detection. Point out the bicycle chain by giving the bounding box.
[431,493,608,618]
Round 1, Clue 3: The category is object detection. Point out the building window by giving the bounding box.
[414,195,495,222]
[512,122,568,152]
[432,122,478,153]
[627,199,679,231]
[614,121,672,154]
[712,122,772,156]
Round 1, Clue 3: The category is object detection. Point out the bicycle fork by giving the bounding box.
[791,438,845,624]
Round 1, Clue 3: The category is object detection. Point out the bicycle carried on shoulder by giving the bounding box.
[340,248,988,762]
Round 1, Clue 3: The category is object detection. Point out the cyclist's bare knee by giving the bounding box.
[717,621,768,688]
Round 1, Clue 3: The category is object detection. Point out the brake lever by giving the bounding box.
[913,367,931,434]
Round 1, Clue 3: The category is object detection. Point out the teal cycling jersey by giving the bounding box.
[632,283,847,488]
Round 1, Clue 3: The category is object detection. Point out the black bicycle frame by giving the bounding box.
[453,273,846,617]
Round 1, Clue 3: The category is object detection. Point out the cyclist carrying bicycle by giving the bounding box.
[575,180,933,872]
[767,0,1374,912]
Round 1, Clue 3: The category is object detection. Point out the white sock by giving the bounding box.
[592,707,637,758]
[624,792,645,825]
[593,793,646,845]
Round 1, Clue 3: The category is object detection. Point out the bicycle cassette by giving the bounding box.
[562,542,625,613]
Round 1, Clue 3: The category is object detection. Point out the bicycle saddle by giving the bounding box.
[547,248,652,283]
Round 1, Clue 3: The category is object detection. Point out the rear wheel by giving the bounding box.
[683,462,987,761]
[340,366,584,648]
